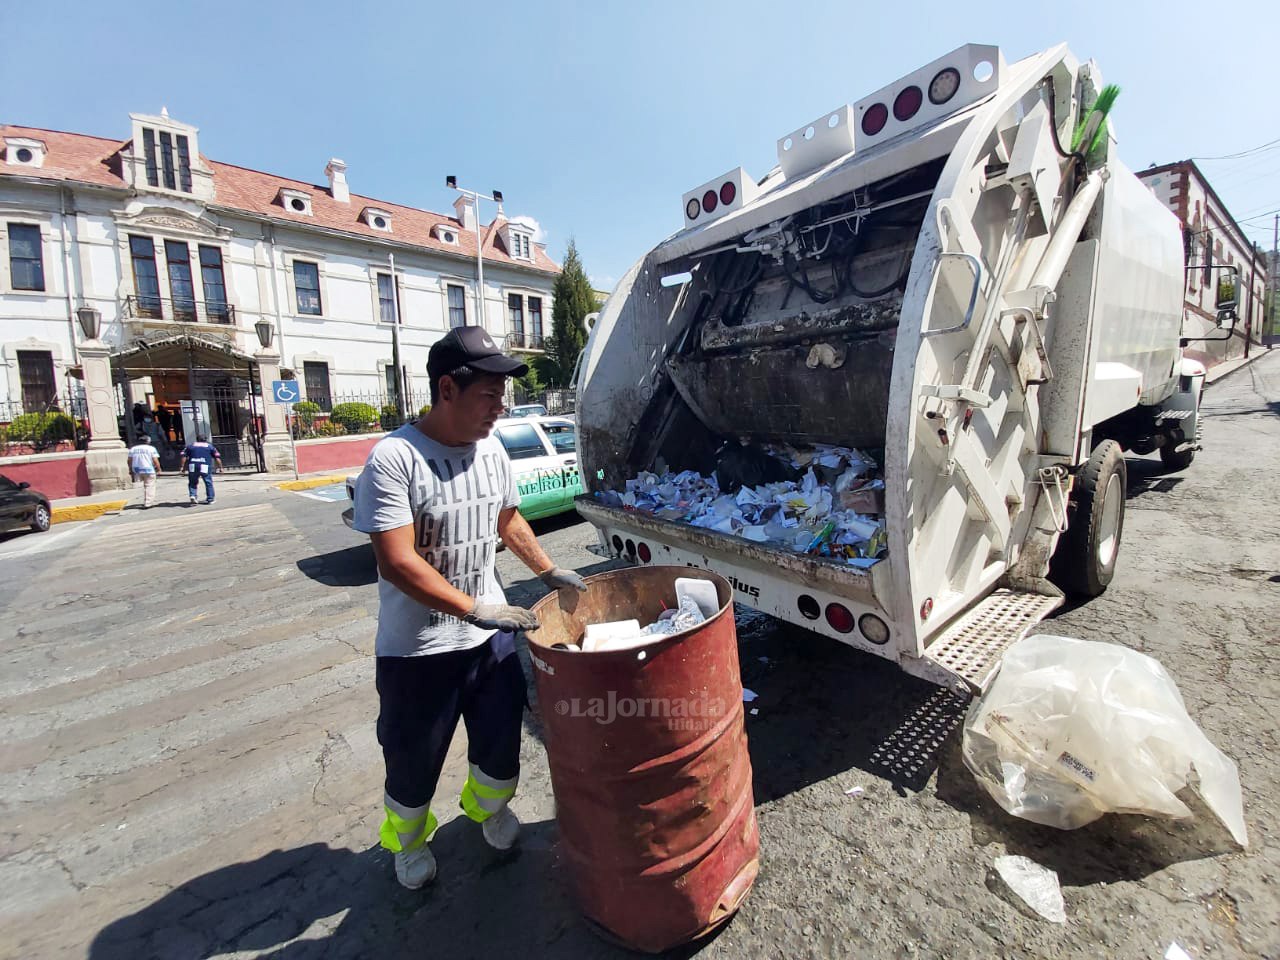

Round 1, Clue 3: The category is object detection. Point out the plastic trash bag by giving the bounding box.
[962,634,1247,846]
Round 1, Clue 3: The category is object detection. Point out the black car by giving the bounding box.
[0,474,52,534]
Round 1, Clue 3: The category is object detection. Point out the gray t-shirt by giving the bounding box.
[352,423,520,656]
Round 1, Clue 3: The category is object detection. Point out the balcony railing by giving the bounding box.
[122,295,236,325]
[508,332,545,350]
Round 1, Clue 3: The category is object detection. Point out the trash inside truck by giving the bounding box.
[575,43,1212,694]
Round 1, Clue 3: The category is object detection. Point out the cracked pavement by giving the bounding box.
[0,351,1277,958]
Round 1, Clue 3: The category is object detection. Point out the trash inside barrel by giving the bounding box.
[528,566,759,953]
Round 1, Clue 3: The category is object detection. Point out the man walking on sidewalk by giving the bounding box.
[180,434,221,505]
[127,437,161,509]
[352,326,586,890]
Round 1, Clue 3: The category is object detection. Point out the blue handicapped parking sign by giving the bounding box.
[272,380,301,404]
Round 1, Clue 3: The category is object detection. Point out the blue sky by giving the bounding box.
[4,0,1277,288]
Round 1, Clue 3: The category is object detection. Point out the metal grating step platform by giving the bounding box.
[922,588,1063,694]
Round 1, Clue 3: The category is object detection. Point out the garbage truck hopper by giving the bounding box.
[576,43,1190,693]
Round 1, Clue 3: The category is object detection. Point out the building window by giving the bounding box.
[143,129,159,187]
[129,235,162,317]
[294,261,322,315]
[159,131,176,190]
[384,364,398,399]
[508,293,525,341]
[377,273,400,324]
[8,223,44,291]
[200,246,229,322]
[17,350,56,412]
[303,361,332,412]
[447,284,467,328]
[529,296,543,341]
[165,240,196,321]
[176,135,192,192]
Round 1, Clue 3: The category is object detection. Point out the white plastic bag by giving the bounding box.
[962,634,1247,846]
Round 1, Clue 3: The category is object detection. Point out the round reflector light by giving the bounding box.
[797,594,821,620]
[624,538,636,558]
[928,67,961,105]
[719,181,737,206]
[825,603,855,634]
[861,102,888,136]
[702,190,718,214]
[637,542,652,563]
[858,613,890,645]
[919,597,934,621]
[611,534,624,554]
[685,197,701,221]
[893,85,923,122]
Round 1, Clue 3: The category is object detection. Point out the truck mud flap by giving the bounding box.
[904,589,1063,695]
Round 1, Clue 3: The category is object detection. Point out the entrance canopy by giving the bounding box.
[109,331,258,377]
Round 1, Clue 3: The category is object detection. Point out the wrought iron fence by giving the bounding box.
[508,332,546,350]
[289,389,430,439]
[122,295,236,325]
[511,386,576,415]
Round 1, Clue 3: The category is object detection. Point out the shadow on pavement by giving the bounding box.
[933,736,1238,885]
[296,545,377,588]
[87,817,725,960]
[734,617,970,799]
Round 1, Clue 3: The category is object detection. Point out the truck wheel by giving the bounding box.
[1159,442,1195,472]
[1051,440,1127,597]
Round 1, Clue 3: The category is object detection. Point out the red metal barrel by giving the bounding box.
[528,566,759,953]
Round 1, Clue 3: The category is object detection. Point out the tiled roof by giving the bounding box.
[0,124,560,275]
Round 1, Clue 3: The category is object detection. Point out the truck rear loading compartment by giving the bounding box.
[576,497,884,609]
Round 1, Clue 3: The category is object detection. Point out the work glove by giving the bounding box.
[464,601,540,632]
[538,567,588,594]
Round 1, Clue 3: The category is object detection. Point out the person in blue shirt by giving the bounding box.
[180,434,222,505]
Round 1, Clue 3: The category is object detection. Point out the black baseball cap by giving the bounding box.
[427,326,528,378]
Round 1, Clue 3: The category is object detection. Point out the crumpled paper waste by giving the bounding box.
[596,443,887,567]
[581,596,707,652]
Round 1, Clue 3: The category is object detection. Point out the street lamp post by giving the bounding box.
[446,176,503,331]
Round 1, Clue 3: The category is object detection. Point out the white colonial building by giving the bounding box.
[0,111,559,482]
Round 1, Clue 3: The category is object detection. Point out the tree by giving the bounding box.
[545,239,596,386]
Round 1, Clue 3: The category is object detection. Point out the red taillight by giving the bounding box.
[893,85,923,122]
[702,190,718,213]
[637,542,652,563]
[861,102,888,136]
[719,181,736,206]
[825,603,855,634]
[920,597,933,621]
[685,197,701,220]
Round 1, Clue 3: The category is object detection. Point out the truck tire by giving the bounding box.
[1051,440,1127,597]
[1159,442,1195,472]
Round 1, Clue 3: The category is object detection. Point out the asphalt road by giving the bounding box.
[0,352,1277,959]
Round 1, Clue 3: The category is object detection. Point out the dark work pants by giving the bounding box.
[375,633,528,810]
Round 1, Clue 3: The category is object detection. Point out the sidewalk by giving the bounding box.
[1205,347,1271,386]
[49,467,352,522]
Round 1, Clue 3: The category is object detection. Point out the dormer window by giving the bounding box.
[5,137,46,169]
[362,207,393,232]
[433,224,459,245]
[279,188,313,216]
[505,226,532,260]
[141,128,192,192]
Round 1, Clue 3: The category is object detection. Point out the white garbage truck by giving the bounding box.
[574,43,1215,694]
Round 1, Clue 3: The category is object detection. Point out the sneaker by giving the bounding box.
[481,807,520,851]
[394,844,437,889]
[189,496,196,505]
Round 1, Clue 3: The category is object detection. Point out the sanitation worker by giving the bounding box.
[352,326,586,890]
